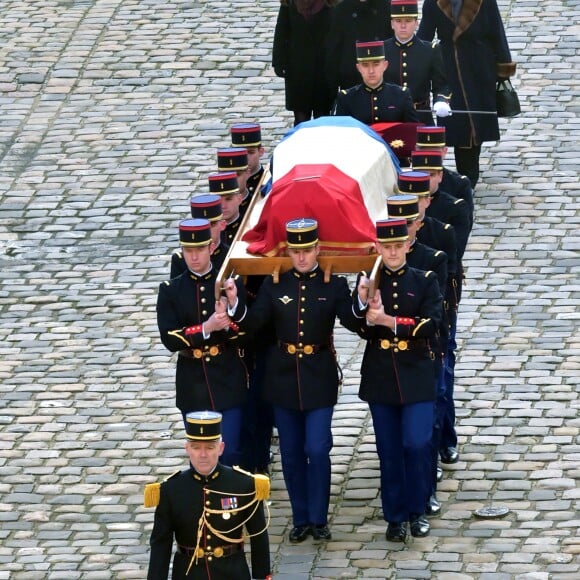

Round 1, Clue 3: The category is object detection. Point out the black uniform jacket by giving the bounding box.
[246,167,264,199]
[237,266,361,411]
[157,268,248,413]
[148,464,270,580]
[170,242,230,279]
[333,82,419,124]
[426,188,471,261]
[384,35,450,124]
[355,264,442,406]
[442,167,474,226]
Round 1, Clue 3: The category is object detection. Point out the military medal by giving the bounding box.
[222,512,231,520]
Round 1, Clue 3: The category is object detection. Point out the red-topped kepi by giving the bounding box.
[231,123,261,148]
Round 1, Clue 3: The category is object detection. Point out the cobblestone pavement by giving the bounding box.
[0,0,578,578]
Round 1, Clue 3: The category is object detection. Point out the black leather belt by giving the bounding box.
[178,543,242,559]
[278,341,328,355]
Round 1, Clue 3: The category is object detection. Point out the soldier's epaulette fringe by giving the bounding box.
[233,465,271,501]
[143,470,180,508]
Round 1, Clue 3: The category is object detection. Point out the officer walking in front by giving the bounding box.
[230,219,361,543]
[332,40,418,124]
[355,218,443,542]
[384,0,451,124]
[156,219,248,467]
[146,411,272,580]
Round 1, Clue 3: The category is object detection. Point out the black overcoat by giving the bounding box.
[272,1,335,113]
[148,465,270,580]
[418,0,516,146]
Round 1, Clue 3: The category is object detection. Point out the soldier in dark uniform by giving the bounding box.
[415,125,474,226]
[146,411,272,580]
[217,148,252,222]
[355,218,443,542]
[386,193,448,517]
[230,123,275,476]
[325,0,393,92]
[208,171,244,247]
[230,123,271,199]
[230,219,361,543]
[332,40,418,124]
[384,0,451,124]
[156,219,248,467]
[397,171,458,493]
[170,195,229,278]
[411,150,473,466]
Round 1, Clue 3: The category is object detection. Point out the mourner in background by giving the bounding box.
[332,40,418,123]
[384,0,451,124]
[230,219,360,543]
[326,0,392,92]
[156,219,248,467]
[170,194,229,278]
[355,218,443,542]
[418,0,517,188]
[273,1,337,126]
[146,411,272,580]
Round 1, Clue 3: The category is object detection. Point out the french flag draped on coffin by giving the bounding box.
[242,117,400,257]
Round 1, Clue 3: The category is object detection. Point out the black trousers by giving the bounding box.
[454,145,481,189]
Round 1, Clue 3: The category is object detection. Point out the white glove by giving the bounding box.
[433,101,452,117]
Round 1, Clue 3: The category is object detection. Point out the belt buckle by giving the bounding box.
[287,344,297,355]
[209,345,219,356]
[213,546,224,558]
[303,345,314,355]
[193,349,203,359]
[380,339,391,350]
[397,340,408,351]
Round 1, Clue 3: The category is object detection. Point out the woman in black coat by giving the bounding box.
[418,0,516,188]
[272,1,336,126]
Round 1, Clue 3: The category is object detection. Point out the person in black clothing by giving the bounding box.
[230,123,270,199]
[156,219,248,467]
[273,1,337,126]
[326,0,393,92]
[418,0,517,188]
[415,125,474,225]
[217,148,253,222]
[229,219,361,544]
[170,194,229,279]
[208,171,245,247]
[146,411,272,580]
[332,40,418,124]
[384,0,451,124]
[355,218,443,542]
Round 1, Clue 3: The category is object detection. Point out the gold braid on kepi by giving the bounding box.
[186,469,271,576]
[143,471,180,508]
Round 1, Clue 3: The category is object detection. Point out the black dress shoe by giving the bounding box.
[311,524,332,540]
[425,494,441,517]
[436,463,443,481]
[440,446,459,464]
[410,514,430,537]
[385,522,407,542]
[289,525,311,543]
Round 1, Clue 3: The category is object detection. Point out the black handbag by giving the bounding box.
[496,79,521,117]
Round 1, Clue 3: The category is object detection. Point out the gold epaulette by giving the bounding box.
[233,465,271,501]
[144,470,180,508]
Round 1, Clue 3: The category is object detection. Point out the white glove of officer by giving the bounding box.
[433,101,452,117]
